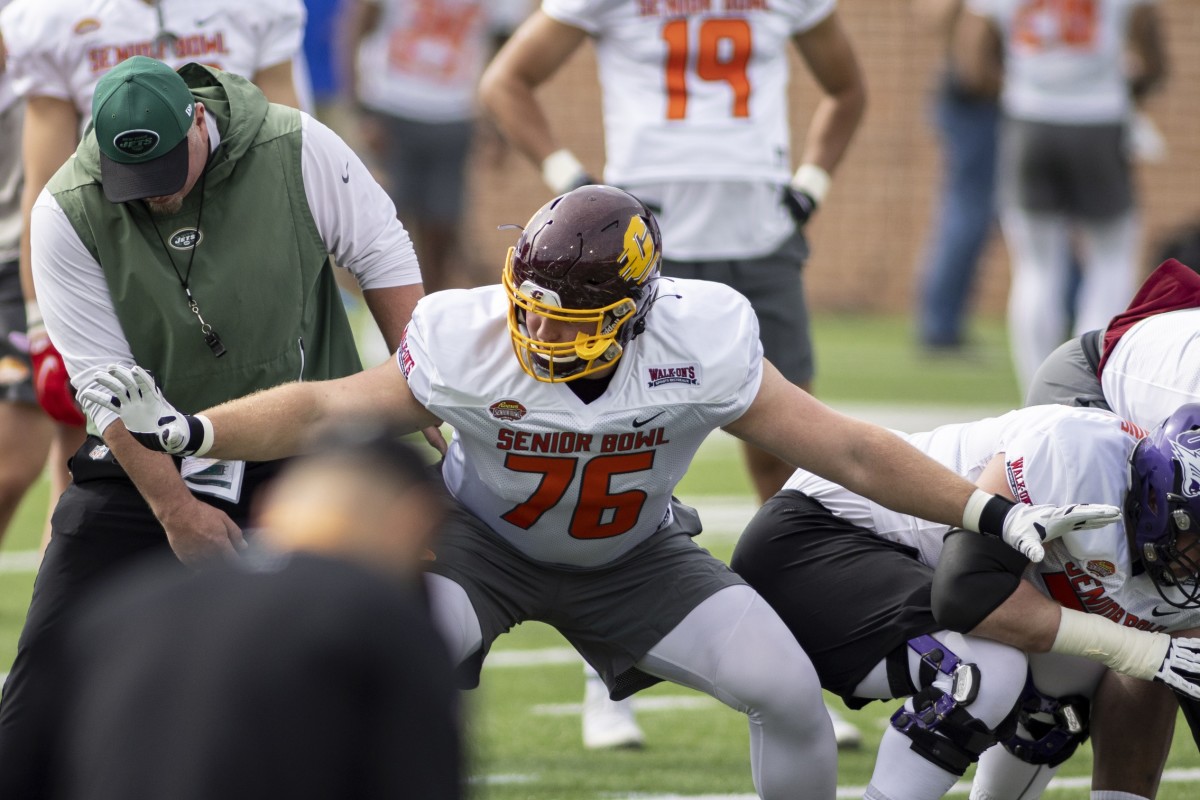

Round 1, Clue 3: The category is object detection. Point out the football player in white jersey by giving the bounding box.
[478,0,864,503]
[732,403,1200,800]
[85,186,1120,800]
[478,0,867,748]
[0,0,306,567]
[955,0,1166,392]
[1021,256,1200,799]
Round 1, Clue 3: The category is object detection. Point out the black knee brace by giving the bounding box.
[932,529,1029,633]
[887,635,1001,776]
[1000,677,1091,767]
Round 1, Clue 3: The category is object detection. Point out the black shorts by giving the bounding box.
[999,117,1133,219]
[426,498,745,699]
[730,490,940,698]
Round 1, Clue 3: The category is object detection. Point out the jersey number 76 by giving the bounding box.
[501,452,655,539]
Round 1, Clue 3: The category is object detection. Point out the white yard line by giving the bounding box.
[605,768,1200,799]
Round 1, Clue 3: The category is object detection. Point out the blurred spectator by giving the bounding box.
[956,0,1166,392]
[913,0,999,355]
[0,3,60,551]
[341,0,531,291]
[46,423,462,800]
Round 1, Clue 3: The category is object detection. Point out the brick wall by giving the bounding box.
[464,1,1199,317]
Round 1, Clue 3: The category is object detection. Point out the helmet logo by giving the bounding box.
[1169,431,1200,497]
[618,215,659,284]
[519,281,562,309]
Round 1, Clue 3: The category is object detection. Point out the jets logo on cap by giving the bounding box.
[113,129,161,158]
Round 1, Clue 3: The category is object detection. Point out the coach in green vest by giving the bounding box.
[0,56,425,798]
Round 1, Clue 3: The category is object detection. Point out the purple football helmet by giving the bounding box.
[1125,403,1200,608]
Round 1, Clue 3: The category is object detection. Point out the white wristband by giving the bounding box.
[1050,607,1169,680]
[962,488,993,532]
[541,148,587,195]
[25,300,43,330]
[193,414,215,458]
[790,164,832,205]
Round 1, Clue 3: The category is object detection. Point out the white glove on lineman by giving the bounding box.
[78,365,213,457]
[1000,502,1122,562]
[1155,638,1200,699]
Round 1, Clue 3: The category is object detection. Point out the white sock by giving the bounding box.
[1091,793,1150,800]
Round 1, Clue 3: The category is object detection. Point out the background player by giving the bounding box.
[954,0,1166,391]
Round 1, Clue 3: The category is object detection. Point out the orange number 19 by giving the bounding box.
[662,18,753,121]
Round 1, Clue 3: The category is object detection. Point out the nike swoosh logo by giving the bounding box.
[632,411,665,428]
[195,13,222,26]
[1151,606,1181,617]
[341,163,350,184]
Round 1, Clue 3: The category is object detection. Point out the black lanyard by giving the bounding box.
[147,170,227,358]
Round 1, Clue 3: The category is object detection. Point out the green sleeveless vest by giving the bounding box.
[49,64,361,413]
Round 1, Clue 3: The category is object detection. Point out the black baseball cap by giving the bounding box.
[91,56,195,203]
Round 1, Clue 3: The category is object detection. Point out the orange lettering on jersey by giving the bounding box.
[496,428,594,454]
[723,0,769,11]
[600,427,669,453]
[639,0,714,17]
[1060,562,1166,632]
[1121,419,1148,440]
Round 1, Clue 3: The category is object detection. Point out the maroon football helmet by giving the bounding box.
[502,185,662,382]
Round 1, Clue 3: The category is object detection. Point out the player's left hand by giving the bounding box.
[1001,502,1122,562]
[1154,637,1200,699]
[79,365,210,456]
[782,186,819,228]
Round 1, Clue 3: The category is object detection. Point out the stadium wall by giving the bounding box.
[464,1,1199,317]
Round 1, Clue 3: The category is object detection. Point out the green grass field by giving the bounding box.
[1,314,1197,798]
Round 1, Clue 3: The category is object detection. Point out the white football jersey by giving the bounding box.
[787,404,1200,632]
[1101,308,1200,430]
[0,0,303,128]
[356,0,530,122]
[400,278,763,567]
[967,0,1153,123]
[542,0,834,186]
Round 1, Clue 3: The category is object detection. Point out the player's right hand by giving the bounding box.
[1000,502,1122,562]
[79,365,211,456]
[1154,637,1200,699]
[28,329,86,427]
[157,496,246,566]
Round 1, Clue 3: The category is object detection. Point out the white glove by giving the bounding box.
[78,365,213,456]
[1154,637,1200,699]
[1000,502,1122,562]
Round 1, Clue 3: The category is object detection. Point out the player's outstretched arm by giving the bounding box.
[725,362,1119,561]
[79,360,441,462]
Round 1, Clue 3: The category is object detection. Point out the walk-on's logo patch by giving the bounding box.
[169,228,202,250]
[644,362,700,389]
[489,399,527,421]
[1005,456,1031,504]
[1086,560,1116,579]
[113,129,161,157]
